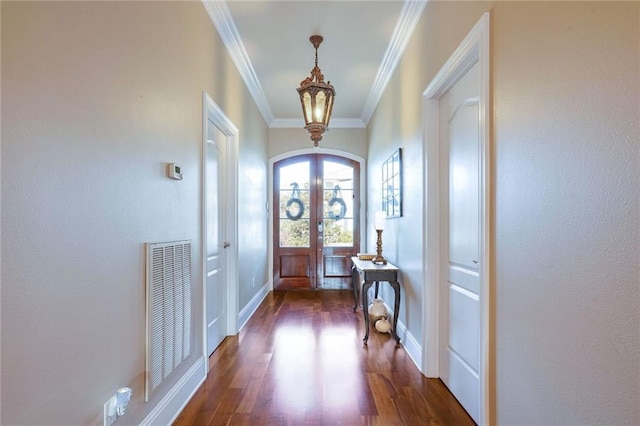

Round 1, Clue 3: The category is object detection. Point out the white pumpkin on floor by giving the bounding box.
[368,298,387,323]
[375,317,391,333]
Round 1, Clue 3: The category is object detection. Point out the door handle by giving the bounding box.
[318,222,323,233]
[223,242,230,248]
[472,260,479,265]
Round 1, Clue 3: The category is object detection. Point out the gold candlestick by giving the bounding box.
[372,229,387,265]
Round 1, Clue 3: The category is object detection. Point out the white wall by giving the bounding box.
[269,127,367,160]
[238,120,269,308]
[492,3,639,424]
[368,1,639,424]
[1,2,268,424]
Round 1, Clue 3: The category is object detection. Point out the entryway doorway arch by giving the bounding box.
[269,149,365,291]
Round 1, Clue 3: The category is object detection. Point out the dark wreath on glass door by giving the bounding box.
[286,182,305,220]
[327,184,347,221]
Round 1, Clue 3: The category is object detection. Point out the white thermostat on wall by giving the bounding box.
[168,163,183,180]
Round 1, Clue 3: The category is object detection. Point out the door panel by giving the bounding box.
[274,158,315,290]
[274,154,359,290]
[323,256,352,277]
[206,123,227,356]
[280,255,311,277]
[447,350,480,422]
[448,284,480,372]
[317,156,359,289]
[439,61,481,423]
[449,102,480,270]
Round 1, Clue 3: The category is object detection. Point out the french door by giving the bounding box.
[273,154,360,290]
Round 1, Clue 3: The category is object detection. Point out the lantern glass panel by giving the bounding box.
[302,92,312,124]
[315,90,326,123]
[324,93,334,125]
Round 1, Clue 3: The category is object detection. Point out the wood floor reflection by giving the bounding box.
[173,290,475,425]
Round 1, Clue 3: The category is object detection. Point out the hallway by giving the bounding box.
[174,291,474,425]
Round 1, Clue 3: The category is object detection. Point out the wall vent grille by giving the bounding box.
[145,240,192,401]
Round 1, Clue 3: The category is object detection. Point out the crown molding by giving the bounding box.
[269,118,304,129]
[202,0,274,125]
[360,0,428,125]
[270,118,366,129]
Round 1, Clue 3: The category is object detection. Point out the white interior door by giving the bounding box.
[205,121,227,356]
[439,61,481,423]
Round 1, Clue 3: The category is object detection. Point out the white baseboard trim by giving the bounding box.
[395,318,423,372]
[238,281,270,331]
[140,356,207,426]
[382,301,423,374]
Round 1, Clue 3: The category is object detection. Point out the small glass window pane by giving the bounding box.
[279,219,310,247]
[323,218,354,246]
[279,160,311,247]
[322,159,354,247]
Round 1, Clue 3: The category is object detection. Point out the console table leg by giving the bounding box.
[390,280,401,343]
[351,264,358,311]
[362,281,373,344]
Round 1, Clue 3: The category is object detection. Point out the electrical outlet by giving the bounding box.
[104,395,117,426]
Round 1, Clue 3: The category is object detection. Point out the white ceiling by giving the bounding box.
[203,0,426,128]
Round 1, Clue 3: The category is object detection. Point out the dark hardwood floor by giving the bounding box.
[173,290,474,426]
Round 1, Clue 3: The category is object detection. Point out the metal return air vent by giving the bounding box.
[145,240,192,401]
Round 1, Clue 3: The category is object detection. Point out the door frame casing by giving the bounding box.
[202,92,239,360]
[421,12,491,425]
[268,148,366,291]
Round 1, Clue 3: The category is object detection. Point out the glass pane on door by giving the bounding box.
[322,160,354,247]
[278,161,310,248]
